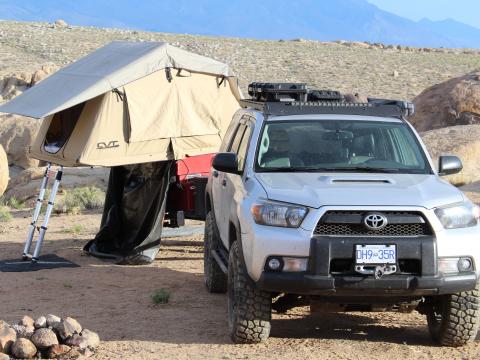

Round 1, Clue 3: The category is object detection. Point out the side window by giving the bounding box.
[220,116,240,152]
[237,126,252,172]
[228,124,246,153]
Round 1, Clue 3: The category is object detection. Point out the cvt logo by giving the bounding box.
[97,140,120,149]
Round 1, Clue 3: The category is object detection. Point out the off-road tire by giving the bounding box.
[427,283,480,347]
[203,211,227,293]
[228,241,271,343]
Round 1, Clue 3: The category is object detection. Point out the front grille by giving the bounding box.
[315,211,432,236]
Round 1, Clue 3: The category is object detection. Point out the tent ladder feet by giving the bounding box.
[31,165,63,263]
[22,163,52,260]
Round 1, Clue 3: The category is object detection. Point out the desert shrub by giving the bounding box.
[5,197,26,210]
[151,288,170,305]
[0,206,12,222]
[56,186,105,214]
[61,224,84,234]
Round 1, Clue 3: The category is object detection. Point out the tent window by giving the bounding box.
[44,102,85,154]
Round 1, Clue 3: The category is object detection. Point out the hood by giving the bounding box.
[254,173,464,209]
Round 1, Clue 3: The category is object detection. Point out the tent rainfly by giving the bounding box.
[0,41,241,167]
[0,41,242,264]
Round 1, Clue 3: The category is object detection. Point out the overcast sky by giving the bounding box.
[367,0,480,28]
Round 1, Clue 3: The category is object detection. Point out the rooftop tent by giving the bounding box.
[0,41,241,166]
[0,41,241,264]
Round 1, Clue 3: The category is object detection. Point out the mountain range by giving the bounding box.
[1,0,480,48]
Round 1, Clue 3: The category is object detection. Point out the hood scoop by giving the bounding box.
[329,177,393,184]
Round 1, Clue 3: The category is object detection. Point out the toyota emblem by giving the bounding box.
[363,213,388,230]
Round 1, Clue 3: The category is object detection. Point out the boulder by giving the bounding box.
[0,145,8,197]
[31,328,58,349]
[55,19,68,27]
[11,338,37,359]
[20,316,35,329]
[421,125,480,185]
[34,316,47,329]
[0,321,16,354]
[46,344,71,359]
[54,321,76,341]
[64,334,88,349]
[12,324,35,339]
[0,114,40,169]
[45,314,61,328]
[79,329,100,349]
[410,71,480,131]
[63,318,82,334]
[0,353,9,360]
[0,73,30,102]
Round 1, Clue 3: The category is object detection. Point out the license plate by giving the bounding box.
[355,244,396,265]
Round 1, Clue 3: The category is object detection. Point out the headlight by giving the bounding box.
[251,200,308,228]
[435,201,480,229]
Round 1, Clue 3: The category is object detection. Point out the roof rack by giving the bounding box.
[241,83,414,118]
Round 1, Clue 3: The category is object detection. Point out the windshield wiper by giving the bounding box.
[314,166,400,173]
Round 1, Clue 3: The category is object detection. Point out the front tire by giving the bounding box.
[427,283,480,347]
[203,211,227,293]
[228,241,271,343]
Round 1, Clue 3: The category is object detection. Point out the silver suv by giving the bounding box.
[203,83,480,346]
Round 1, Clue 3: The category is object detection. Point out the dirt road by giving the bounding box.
[0,210,478,359]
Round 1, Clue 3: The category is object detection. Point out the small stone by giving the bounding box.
[31,328,58,349]
[393,70,400,78]
[45,314,61,328]
[34,316,47,329]
[12,324,35,338]
[64,334,88,349]
[54,321,76,341]
[11,338,37,359]
[63,318,82,334]
[46,344,71,359]
[20,316,35,329]
[55,19,67,27]
[0,322,16,354]
[79,347,95,357]
[63,348,82,359]
[79,329,100,349]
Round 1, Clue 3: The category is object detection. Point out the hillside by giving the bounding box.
[1,0,480,48]
[1,21,480,101]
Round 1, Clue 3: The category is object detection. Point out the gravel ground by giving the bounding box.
[0,211,478,359]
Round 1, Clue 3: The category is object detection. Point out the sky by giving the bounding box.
[367,0,480,28]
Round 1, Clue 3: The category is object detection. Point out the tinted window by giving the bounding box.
[237,126,252,172]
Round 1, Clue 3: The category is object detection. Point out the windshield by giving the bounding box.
[255,120,431,174]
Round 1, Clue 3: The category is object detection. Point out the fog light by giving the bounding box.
[283,257,308,272]
[458,258,473,272]
[267,258,282,271]
[438,257,460,274]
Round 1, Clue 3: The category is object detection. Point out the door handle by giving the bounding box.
[213,170,219,178]
[221,179,227,187]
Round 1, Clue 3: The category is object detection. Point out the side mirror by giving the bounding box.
[212,152,240,175]
[438,155,463,176]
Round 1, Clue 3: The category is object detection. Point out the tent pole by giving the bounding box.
[31,165,63,263]
[22,163,52,260]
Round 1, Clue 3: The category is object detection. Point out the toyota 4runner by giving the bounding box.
[203,83,480,346]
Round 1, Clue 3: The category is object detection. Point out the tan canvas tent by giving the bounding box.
[0,41,241,166]
[0,41,242,264]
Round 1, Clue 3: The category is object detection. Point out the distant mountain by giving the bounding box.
[0,0,478,48]
[418,18,480,48]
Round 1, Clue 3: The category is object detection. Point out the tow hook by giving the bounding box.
[355,264,397,278]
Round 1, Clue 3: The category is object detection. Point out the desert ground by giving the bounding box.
[1,20,480,359]
[0,210,479,360]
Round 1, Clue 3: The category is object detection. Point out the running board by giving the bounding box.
[211,248,228,274]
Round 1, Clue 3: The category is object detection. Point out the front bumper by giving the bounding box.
[256,236,478,296]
